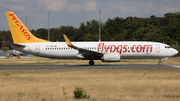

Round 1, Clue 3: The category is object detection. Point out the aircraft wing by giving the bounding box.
[3,41,25,47]
[63,34,103,57]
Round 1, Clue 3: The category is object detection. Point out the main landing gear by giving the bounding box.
[158,59,162,65]
[89,60,94,65]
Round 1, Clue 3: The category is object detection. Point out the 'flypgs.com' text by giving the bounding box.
[97,43,153,54]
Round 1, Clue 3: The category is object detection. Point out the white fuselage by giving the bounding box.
[13,41,178,60]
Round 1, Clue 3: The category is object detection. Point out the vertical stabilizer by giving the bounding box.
[6,11,49,43]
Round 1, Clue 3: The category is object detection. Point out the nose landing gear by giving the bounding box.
[89,60,94,65]
[158,59,162,65]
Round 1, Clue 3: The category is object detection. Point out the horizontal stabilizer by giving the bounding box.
[3,41,25,47]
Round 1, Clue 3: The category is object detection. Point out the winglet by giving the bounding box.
[63,34,74,47]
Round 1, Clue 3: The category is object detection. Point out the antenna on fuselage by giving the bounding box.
[98,10,101,42]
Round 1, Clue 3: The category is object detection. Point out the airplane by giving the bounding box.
[4,11,178,65]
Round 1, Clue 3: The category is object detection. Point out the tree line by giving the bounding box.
[0,12,180,55]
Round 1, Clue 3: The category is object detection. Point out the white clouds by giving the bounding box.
[107,1,180,16]
[38,0,97,12]
[83,1,97,11]
[66,1,98,12]
[159,6,180,14]
[1,0,180,31]
[0,0,28,11]
[0,0,179,14]
[37,0,42,6]
[0,0,98,13]
[108,1,138,13]
[138,2,156,13]
[108,1,157,14]
[67,4,82,12]
[0,0,27,2]
[146,2,156,10]
[0,3,26,11]
[40,0,68,11]
[10,5,26,11]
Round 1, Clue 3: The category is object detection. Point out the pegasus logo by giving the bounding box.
[66,41,69,45]
[9,13,32,40]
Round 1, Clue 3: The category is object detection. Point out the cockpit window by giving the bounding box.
[165,46,171,49]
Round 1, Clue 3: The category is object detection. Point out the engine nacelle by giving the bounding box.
[102,52,121,62]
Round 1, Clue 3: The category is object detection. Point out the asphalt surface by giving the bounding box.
[0,64,180,70]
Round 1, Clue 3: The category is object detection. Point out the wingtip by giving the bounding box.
[63,34,74,47]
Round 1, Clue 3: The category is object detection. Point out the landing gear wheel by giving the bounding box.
[158,59,162,65]
[89,60,94,65]
[158,61,162,65]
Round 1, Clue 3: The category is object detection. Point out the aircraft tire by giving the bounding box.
[89,60,94,65]
[158,61,162,65]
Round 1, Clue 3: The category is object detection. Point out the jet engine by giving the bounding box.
[102,52,120,62]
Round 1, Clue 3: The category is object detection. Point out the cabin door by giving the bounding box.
[36,45,40,54]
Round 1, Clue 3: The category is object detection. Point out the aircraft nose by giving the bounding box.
[172,48,178,55]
